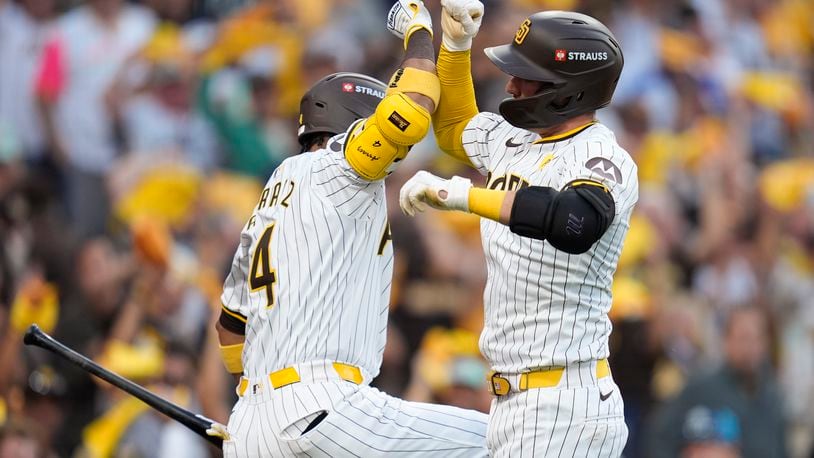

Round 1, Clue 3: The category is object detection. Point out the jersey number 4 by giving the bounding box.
[249,224,277,308]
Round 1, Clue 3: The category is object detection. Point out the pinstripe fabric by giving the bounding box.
[220,132,390,381]
[486,362,627,458]
[223,378,488,457]
[462,114,638,372]
[461,113,638,457]
[221,132,489,455]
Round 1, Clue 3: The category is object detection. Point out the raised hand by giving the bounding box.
[387,0,433,48]
[440,0,484,51]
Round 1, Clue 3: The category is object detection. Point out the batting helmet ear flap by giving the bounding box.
[498,88,560,129]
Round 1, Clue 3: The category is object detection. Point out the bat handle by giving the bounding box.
[21,324,224,448]
[23,324,42,346]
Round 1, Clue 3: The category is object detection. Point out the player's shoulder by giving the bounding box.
[264,150,313,184]
[324,128,352,155]
[463,112,528,161]
[307,130,349,172]
[276,152,308,173]
[573,123,637,178]
[305,122,356,163]
[575,123,626,151]
[471,111,504,126]
[311,125,380,185]
[466,111,517,135]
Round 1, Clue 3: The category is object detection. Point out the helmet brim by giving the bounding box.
[484,45,562,83]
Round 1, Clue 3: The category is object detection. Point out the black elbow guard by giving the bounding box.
[508,186,558,240]
[509,183,615,254]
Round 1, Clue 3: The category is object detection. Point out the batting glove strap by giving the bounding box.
[441,175,473,212]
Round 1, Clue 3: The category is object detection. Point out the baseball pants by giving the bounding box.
[487,359,628,458]
[223,361,489,457]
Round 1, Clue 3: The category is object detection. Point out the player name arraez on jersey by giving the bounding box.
[246,178,295,230]
[256,179,295,210]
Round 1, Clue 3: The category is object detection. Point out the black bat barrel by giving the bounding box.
[23,324,223,448]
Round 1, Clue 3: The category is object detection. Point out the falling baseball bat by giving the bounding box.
[23,324,223,448]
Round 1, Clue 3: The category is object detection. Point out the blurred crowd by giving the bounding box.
[0,0,812,456]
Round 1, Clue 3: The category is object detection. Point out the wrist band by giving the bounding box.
[469,187,507,221]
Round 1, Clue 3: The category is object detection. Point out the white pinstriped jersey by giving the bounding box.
[220,131,393,380]
[462,112,638,373]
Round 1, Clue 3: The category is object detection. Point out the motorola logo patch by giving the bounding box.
[585,157,622,184]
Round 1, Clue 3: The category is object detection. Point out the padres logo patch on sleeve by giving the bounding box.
[388,111,411,132]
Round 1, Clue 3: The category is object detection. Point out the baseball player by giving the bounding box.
[399,3,637,457]
[213,1,488,456]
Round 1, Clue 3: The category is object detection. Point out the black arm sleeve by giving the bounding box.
[508,183,616,254]
[219,308,247,336]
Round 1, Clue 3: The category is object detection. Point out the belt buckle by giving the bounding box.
[488,371,511,396]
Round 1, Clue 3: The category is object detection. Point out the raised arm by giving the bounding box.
[432,0,484,165]
[341,0,441,181]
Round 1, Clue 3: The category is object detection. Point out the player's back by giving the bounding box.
[221,133,393,380]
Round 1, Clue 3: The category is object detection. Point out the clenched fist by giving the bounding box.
[399,170,472,216]
[440,0,484,51]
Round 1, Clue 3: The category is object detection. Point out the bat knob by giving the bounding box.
[23,324,42,346]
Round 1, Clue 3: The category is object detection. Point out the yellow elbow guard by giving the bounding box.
[375,92,431,146]
[345,93,430,180]
[386,67,441,109]
[219,343,244,374]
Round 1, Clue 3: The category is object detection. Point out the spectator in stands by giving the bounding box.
[0,0,56,166]
[679,405,741,458]
[646,306,788,458]
[118,25,220,172]
[0,420,47,458]
[36,0,156,238]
